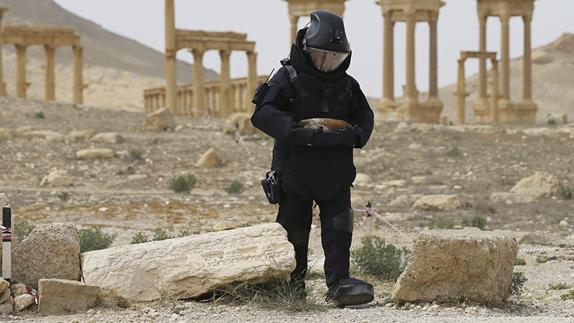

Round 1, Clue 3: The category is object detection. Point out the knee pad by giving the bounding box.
[331,208,354,234]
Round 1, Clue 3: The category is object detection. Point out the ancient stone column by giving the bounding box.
[429,16,439,98]
[500,14,511,101]
[73,46,84,105]
[246,51,258,111]
[523,15,532,102]
[290,15,298,44]
[44,45,56,101]
[15,45,27,99]
[491,60,500,123]
[478,15,488,104]
[192,49,206,116]
[219,50,231,117]
[165,0,177,112]
[0,9,7,97]
[456,58,466,124]
[383,13,394,102]
[405,10,416,101]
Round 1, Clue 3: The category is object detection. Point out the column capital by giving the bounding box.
[219,49,231,58]
[190,48,205,57]
[523,14,533,23]
[500,12,511,24]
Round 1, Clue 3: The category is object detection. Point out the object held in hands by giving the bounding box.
[299,118,351,131]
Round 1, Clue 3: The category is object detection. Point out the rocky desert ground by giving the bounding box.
[0,96,573,322]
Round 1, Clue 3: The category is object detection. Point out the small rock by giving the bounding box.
[10,284,28,298]
[14,294,34,312]
[69,130,96,141]
[413,194,461,211]
[40,169,74,188]
[38,279,100,315]
[0,278,9,294]
[90,132,125,144]
[0,288,10,303]
[353,173,370,187]
[145,108,175,131]
[560,220,568,227]
[195,148,221,168]
[76,149,115,160]
[389,195,415,209]
[224,113,257,136]
[0,300,13,315]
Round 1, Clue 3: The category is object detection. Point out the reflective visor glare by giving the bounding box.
[308,48,349,72]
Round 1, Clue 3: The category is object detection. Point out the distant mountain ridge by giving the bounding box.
[0,0,218,83]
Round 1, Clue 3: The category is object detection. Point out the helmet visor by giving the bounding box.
[308,47,349,72]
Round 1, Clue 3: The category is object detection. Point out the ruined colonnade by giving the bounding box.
[0,7,84,104]
[162,0,258,117]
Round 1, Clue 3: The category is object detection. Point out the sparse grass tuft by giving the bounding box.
[352,236,410,282]
[220,279,325,312]
[514,258,526,266]
[57,191,70,202]
[169,175,197,193]
[225,180,244,195]
[34,111,45,119]
[446,146,463,157]
[560,185,573,200]
[79,227,116,253]
[152,228,171,241]
[14,220,35,242]
[429,217,456,229]
[130,231,149,244]
[511,272,528,297]
[561,289,574,301]
[468,215,488,230]
[129,149,143,161]
[548,283,571,291]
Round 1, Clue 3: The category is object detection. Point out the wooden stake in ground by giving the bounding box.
[2,207,11,283]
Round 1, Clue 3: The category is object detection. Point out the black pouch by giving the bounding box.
[261,171,282,204]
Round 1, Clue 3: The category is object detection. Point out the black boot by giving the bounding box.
[325,278,374,308]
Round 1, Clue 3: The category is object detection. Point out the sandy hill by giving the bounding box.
[0,0,218,83]
[439,33,574,123]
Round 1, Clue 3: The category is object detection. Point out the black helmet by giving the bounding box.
[302,10,351,72]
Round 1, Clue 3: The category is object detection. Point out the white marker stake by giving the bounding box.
[2,207,11,283]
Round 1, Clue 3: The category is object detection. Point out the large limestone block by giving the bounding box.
[224,112,257,136]
[76,148,115,160]
[413,194,461,211]
[24,130,66,142]
[392,228,518,305]
[510,172,564,200]
[38,279,100,315]
[82,223,295,302]
[13,224,81,289]
[145,108,175,131]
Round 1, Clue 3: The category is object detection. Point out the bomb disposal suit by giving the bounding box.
[251,11,375,307]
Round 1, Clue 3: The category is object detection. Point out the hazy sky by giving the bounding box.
[54,0,574,98]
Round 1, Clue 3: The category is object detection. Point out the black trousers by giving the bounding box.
[276,184,352,287]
